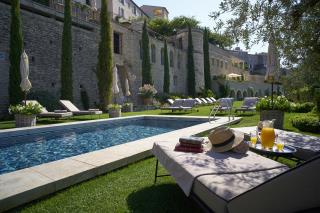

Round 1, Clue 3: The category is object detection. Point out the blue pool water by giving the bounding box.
[0,118,203,175]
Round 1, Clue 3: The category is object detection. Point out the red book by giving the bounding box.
[179,141,202,148]
[174,143,203,153]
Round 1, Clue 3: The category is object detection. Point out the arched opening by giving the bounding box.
[230,90,235,98]
[236,91,242,100]
[243,91,248,98]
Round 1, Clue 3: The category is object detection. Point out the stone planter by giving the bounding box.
[122,104,133,112]
[109,108,121,118]
[260,110,284,129]
[14,114,37,128]
[143,97,153,105]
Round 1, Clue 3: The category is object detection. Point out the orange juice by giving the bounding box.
[250,137,257,146]
[261,128,275,149]
[276,143,284,151]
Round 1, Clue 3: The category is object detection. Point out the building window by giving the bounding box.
[216,59,219,67]
[127,1,131,8]
[225,62,228,69]
[173,75,178,86]
[161,48,164,65]
[119,0,124,5]
[114,32,122,54]
[151,44,156,63]
[211,58,215,66]
[220,60,223,68]
[178,38,183,49]
[170,51,174,67]
[57,0,63,4]
[118,7,124,17]
[139,40,142,59]
[177,53,181,69]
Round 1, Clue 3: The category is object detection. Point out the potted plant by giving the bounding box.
[9,102,42,127]
[108,104,122,118]
[122,102,133,112]
[256,95,290,129]
[138,84,157,105]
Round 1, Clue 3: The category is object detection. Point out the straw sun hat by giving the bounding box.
[208,126,245,152]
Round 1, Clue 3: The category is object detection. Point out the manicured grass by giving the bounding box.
[19,157,203,213]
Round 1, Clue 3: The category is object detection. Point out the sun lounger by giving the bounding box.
[195,98,204,105]
[205,97,214,104]
[235,97,258,113]
[60,100,102,115]
[153,141,320,213]
[210,97,217,102]
[167,99,174,105]
[26,100,72,118]
[160,99,195,112]
[200,98,208,104]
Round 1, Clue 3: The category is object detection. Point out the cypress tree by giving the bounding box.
[60,0,73,101]
[163,40,170,93]
[9,0,24,105]
[187,25,196,97]
[96,0,113,109]
[141,20,152,85]
[203,28,211,90]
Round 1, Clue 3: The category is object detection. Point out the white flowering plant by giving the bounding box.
[256,95,290,111]
[9,102,42,115]
[138,84,157,98]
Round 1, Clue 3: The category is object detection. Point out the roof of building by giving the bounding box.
[140,5,169,14]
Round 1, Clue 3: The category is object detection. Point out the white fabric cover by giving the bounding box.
[152,141,287,196]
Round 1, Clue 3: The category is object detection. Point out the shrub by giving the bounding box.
[290,102,315,113]
[163,40,170,93]
[141,20,152,85]
[9,102,42,115]
[187,25,195,97]
[256,96,290,111]
[80,89,90,110]
[291,116,320,133]
[107,104,121,110]
[199,88,214,98]
[154,92,170,103]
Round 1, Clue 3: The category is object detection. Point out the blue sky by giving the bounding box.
[134,0,267,54]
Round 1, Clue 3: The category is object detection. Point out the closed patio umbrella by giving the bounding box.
[125,78,131,97]
[20,50,32,104]
[112,65,120,103]
[265,35,280,107]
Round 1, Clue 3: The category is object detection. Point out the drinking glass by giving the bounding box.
[275,133,285,151]
[250,131,257,147]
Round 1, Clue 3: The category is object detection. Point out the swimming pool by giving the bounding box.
[0,117,205,175]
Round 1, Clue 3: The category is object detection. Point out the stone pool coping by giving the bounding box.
[0,115,241,212]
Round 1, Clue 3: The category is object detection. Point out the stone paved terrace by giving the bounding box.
[0,115,241,212]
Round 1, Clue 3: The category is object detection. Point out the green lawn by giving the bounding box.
[3,101,319,212]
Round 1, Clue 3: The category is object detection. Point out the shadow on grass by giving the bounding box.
[126,183,203,213]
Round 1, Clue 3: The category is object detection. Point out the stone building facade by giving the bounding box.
[0,0,275,117]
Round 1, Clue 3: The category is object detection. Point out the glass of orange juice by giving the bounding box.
[261,127,275,149]
[250,131,257,147]
[275,133,285,151]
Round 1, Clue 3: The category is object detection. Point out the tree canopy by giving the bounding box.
[148,16,234,49]
[210,0,320,86]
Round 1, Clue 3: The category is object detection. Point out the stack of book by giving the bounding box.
[174,137,204,153]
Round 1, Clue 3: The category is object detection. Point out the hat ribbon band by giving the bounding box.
[212,135,235,148]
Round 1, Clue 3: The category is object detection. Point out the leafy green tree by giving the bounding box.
[60,0,73,101]
[9,0,24,105]
[148,18,173,36]
[203,28,211,91]
[207,31,234,49]
[163,40,170,93]
[170,16,200,31]
[187,25,196,97]
[96,0,113,109]
[210,0,320,86]
[141,20,152,85]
